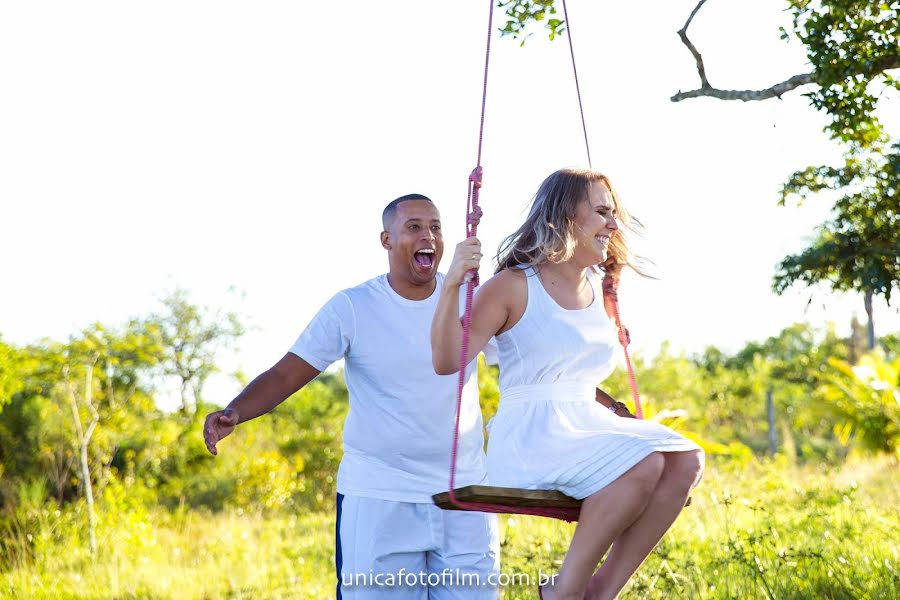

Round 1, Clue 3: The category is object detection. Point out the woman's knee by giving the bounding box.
[666,450,704,489]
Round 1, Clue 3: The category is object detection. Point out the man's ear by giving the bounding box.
[380,231,391,250]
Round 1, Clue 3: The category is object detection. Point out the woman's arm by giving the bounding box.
[432,237,512,375]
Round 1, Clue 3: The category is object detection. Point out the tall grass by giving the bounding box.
[500,455,899,599]
[2,456,897,599]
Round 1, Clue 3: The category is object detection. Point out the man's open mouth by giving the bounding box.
[414,248,435,269]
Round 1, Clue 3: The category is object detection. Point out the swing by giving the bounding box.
[431,0,649,523]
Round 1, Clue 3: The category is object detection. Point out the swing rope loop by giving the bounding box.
[448,0,493,516]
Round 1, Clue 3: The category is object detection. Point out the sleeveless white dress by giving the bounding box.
[485,267,703,500]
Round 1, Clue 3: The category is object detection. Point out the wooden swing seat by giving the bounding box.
[433,485,581,511]
[433,485,691,512]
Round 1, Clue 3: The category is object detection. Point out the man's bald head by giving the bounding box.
[382,194,435,231]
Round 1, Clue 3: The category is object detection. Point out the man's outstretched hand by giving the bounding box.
[204,408,239,455]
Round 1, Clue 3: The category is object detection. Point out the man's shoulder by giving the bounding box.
[336,274,388,303]
[338,273,450,311]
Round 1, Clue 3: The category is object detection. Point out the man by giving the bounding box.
[203,194,499,599]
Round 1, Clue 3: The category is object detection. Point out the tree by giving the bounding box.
[146,287,245,416]
[667,1,899,336]
[58,321,163,558]
[63,356,99,559]
[773,142,900,348]
[848,314,869,364]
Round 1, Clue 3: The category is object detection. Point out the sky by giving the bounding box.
[1,1,898,410]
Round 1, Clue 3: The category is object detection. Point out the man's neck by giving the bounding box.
[386,272,437,301]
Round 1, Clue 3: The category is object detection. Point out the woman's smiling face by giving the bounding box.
[571,181,619,267]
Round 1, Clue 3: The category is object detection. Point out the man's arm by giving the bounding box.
[595,387,636,419]
[204,353,321,455]
[228,353,320,424]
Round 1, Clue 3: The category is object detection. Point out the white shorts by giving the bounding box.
[336,493,500,599]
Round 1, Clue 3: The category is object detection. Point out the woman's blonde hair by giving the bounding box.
[494,167,649,276]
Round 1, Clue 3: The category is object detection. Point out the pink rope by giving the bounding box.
[608,291,644,419]
[447,0,493,515]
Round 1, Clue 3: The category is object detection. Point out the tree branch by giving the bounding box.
[672,73,816,102]
[677,0,711,90]
[671,0,900,103]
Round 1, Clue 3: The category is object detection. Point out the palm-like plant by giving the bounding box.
[818,353,900,460]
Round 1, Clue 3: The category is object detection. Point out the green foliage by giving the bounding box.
[3,458,898,598]
[478,354,501,431]
[786,0,900,146]
[602,342,758,456]
[497,0,564,44]
[124,377,347,514]
[818,352,900,457]
[883,332,900,355]
[0,337,29,415]
[775,141,900,305]
[270,374,347,508]
[728,322,850,384]
[0,326,160,510]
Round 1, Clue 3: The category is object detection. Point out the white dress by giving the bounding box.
[485,267,703,500]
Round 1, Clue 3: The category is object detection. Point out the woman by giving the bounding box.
[431,168,703,600]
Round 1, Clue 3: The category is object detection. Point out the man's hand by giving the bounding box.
[204,408,240,455]
[612,403,637,419]
[595,388,637,419]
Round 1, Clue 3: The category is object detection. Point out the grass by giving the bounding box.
[2,455,898,599]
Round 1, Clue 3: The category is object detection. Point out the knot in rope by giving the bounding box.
[601,276,618,301]
[469,166,483,188]
[466,167,483,241]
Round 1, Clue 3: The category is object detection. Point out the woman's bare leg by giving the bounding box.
[540,452,665,600]
[584,450,704,600]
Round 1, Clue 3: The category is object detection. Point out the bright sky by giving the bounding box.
[2,1,898,410]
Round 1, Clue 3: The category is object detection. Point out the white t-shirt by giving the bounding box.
[289,273,487,503]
